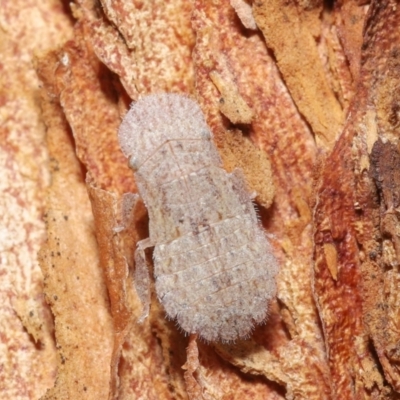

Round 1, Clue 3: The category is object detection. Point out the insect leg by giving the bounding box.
[134,238,154,323]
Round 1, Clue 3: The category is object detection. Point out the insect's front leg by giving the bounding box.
[134,238,154,323]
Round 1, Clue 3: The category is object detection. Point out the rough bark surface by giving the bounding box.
[2,0,400,399]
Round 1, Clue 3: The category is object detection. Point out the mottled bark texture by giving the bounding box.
[2,0,400,399]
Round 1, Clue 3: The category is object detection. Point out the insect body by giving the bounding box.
[118,93,277,341]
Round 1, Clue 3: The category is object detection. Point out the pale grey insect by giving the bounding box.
[118,93,278,342]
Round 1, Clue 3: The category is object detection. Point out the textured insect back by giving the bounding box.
[118,93,278,341]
